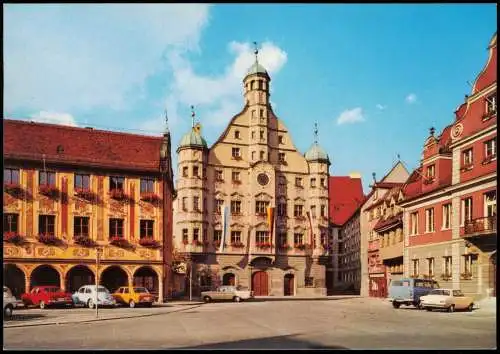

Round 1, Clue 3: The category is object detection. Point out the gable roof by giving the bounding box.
[328,176,364,226]
[4,119,163,172]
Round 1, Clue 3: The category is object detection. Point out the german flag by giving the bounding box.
[266,206,275,241]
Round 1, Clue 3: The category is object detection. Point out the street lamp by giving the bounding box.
[95,247,103,318]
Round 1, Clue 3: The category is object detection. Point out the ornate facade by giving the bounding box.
[173,54,331,297]
[3,120,174,302]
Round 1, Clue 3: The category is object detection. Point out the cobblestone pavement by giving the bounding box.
[3,297,496,350]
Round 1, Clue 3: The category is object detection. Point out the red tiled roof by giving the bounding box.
[373,212,403,232]
[372,181,401,189]
[328,176,364,226]
[4,119,163,172]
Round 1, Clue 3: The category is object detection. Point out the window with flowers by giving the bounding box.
[140,220,154,239]
[4,168,20,186]
[39,171,56,187]
[74,217,89,237]
[109,176,124,192]
[109,218,124,238]
[140,178,154,194]
[39,215,55,236]
[75,174,90,191]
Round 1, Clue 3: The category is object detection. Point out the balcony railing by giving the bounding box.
[464,216,497,237]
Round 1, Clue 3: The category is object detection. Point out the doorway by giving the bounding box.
[284,274,294,296]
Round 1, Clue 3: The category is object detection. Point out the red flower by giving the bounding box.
[75,188,97,201]
[109,235,130,248]
[140,193,161,203]
[39,185,59,198]
[3,232,24,244]
[256,242,272,249]
[139,237,160,248]
[191,240,202,246]
[109,189,128,201]
[231,241,245,248]
[182,239,189,245]
[74,235,95,247]
[37,233,60,245]
[294,243,307,250]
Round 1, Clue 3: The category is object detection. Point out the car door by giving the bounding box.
[29,288,39,305]
[452,290,467,309]
[75,287,85,304]
[122,287,130,303]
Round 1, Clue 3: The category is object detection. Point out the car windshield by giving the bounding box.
[429,289,450,296]
[134,287,149,293]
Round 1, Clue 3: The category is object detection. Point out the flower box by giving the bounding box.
[440,274,452,281]
[4,183,24,198]
[75,188,97,202]
[213,241,221,248]
[140,193,161,203]
[231,241,245,248]
[3,232,24,245]
[139,237,160,248]
[74,235,96,247]
[109,189,128,201]
[37,233,60,245]
[182,239,189,245]
[294,244,308,250]
[191,240,202,246]
[232,180,242,185]
[256,242,273,249]
[460,272,473,280]
[279,244,292,250]
[423,178,435,185]
[233,156,242,161]
[482,155,496,165]
[109,235,130,248]
[39,185,59,198]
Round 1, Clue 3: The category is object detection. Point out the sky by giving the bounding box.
[3,4,497,192]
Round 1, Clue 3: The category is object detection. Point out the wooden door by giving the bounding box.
[284,274,294,296]
[252,271,268,296]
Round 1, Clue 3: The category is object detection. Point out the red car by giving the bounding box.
[21,286,74,309]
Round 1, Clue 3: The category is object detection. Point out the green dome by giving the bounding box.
[179,128,207,149]
[305,143,329,163]
[246,62,268,76]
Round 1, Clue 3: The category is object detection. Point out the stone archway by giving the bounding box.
[101,266,129,293]
[66,265,95,293]
[3,264,26,298]
[133,266,159,298]
[252,271,269,296]
[222,273,236,286]
[30,265,61,288]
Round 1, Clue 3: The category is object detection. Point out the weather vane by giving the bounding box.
[164,109,168,127]
[314,122,319,144]
[253,41,259,63]
[191,105,195,128]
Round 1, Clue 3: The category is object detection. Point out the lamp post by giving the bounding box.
[95,247,103,318]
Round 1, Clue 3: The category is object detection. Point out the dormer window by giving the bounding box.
[234,130,240,139]
[485,93,497,115]
[426,164,435,179]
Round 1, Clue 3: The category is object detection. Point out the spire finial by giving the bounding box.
[253,41,259,64]
[314,121,318,144]
[191,105,195,128]
[429,126,435,136]
[397,153,401,161]
[372,172,377,183]
[164,109,168,127]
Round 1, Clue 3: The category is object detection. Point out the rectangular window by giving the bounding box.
[294,204,303,217]
[215,170,223,181]
[462,148,473,167]
[3,213,19,233]
[182,197,188,211]
[260,151,265,160]
[462,197,473,225]
[4,168,20,185]
[140,220,154,239]
[232,171,240,182]
[320,178,325,188]
[74,174,90,191]
[443,256,452,277]
[485,93,497,114]
[234,130,240,139]
[40,171,56,186]
[255,201,269,215]
[213,230,222,242]
[278,135,284,144]
[230,231,241,244]
[193,196,200,211]
[425,208,435,232]
[310,178,316,188]
[412,259,419,277]
[426,165,435,179]
[182,166,188,177]
[277,202,287,217]
[427,257,434,277]
[310,205,316,218]
[74,216,89,237]
[140,178,154,194]
[295,177,302,187]
[260,130,264,139]
[193,166,199,177]
[232,147,241,158]
[484,138,497,159]
[251,131,255,140]
[109,176,124,191]
[462,254,476,277]
[279,153,286,163]
[256,231,269,244]
[193,228,199,241]
[39,215,55,236]
[231,200,241,215]
[215,199,224,214]
[294,233,303,245]
[182,228,188,243]
[320,205,326,217]
[442,204,452,229]
[484,191,497,217]
[109,218,124,238]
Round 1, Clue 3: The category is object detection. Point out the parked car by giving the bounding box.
[4,286,21,319]
[201,285,254,303]
[112,286,154,308]
[420,289,474,312]
[72,285,116,309]
[21,286,74,309]
[388,278,440,309]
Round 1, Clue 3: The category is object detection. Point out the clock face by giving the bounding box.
[257,173,269,186]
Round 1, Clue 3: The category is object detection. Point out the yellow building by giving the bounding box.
[3,119,175,302]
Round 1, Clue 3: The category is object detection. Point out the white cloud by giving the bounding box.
[336,107,365,125]
[30,111,77,126]
[4,4,210,113]
[376,104,386,110]
[405,93,417,104]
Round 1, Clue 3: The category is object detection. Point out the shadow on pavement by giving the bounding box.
[182,334,348,350]
[5,313,47,322]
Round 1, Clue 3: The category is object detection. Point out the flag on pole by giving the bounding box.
[266,206,275,245]
[219,205,228,253]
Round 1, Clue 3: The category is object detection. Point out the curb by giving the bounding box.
[4,303,204,329]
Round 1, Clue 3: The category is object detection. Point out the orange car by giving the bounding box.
[112,286,154,308]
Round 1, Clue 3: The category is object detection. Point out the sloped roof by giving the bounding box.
[328,176,364,226]
[373,212,403,232]
[3,119,163,172]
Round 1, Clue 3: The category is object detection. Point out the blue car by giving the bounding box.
[388,278,440,309]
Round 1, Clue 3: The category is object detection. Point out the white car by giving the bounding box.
[3,286,21,319]
[72,285,116,308]
[420,288,474,312]
[201,285,254,303]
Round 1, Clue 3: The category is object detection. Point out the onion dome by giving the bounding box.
[178,124,207,149]
[305,143,330,163]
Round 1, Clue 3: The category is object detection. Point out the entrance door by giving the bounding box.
[284,274,294,296]
[252,271,268,296]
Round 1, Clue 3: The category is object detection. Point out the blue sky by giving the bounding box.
[4,4,497,192]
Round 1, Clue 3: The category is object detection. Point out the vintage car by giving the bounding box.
[21,286,74,309]
[72,285,116,308]
[201,285,254,303]
[388,278,440,309]
[112,286,154,308]
[420,289,474,312]
[4,286,22,319]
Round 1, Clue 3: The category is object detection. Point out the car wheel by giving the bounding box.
[233,296,241,303]
[448,304,455,313]
[4,305,13,319]
[129,300,136,308]
[88,299,95,309]
[392,302,400,309]
[467,303,474,312]
[203,296,211,303]
[39,301,46,309]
